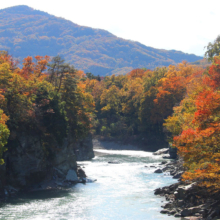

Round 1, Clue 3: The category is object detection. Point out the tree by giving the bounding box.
[47,55,76,92]
[205,35,220,61]
[165,55,220,191]
[0,109,9,164]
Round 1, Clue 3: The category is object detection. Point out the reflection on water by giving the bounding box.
[0,189,71,208]
[0,150,180,220]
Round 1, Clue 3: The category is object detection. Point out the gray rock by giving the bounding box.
[173,171,183,179]
[194,213,202,217]
[162,167,170,172]
[85,178,97,183]
[160,209,169,214]
[181,206,202,217]
[55,181,64,187]
[108,161,120,164]
[164,202,173,209]
[53,167,65,179]
[176,183,196,199]
[206,209,219,220]
[0,130,93,196]
[79,178,97,183]
[77,167,86,178]
[154,169,163,173]
[174,213,181,217]
[66,169,78,182]
[162,155,171,159]
[177,200,184,206]
[53,138,77,175]
[153,148,169,155]
[170,170,176,175]
[154,188,163,195]
[168,209,176,215]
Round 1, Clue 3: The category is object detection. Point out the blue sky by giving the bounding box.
[1,0,219,56]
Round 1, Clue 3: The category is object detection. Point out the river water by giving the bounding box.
[0,149,181,220]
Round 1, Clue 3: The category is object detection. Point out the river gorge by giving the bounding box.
[0,140,181,220]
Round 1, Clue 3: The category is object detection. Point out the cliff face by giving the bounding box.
[74,133,94,161]
[0,132,94,196]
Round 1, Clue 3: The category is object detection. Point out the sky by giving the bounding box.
[0,0,220,56]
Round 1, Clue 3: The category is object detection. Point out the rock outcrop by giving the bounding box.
[153,146,177,159]
[154,160,220,219]
[66,169,78,182]
[0,132,94,198]
[153,148,169,155]
[74,133,94,161]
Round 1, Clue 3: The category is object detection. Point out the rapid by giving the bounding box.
[0,142,180,220]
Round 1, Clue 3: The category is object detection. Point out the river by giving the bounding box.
[0,148,180,220]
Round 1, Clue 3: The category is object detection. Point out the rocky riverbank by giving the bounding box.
[154,149,220,220]
[0,133,94,200]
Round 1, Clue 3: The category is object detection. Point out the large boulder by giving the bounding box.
[154,168,163,173]
[173,171,184,179]
[154,187,163,195]
[181,206,202,217]
[77,166,86,178]
[66,169,78,182]
[176,183,196,200]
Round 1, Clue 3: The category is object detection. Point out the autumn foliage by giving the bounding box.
[164,55,220,191]
[83,56,220,191]
[0,52,94,163]
[1,48,220,192]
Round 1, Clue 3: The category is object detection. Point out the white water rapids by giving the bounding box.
[0,148,181,220]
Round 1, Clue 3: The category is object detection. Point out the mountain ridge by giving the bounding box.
[0,5,203,75]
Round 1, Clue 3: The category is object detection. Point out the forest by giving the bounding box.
[0,52,94,165]
[0,35,220,193]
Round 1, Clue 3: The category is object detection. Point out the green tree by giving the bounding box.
[205,35,220,61]
[0,109,10,165]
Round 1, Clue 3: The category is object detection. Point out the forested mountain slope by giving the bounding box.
[0,5,203,75]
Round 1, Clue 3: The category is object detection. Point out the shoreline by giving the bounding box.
[0,165,89,202]
[154,159,220,220]
[3,138,218,219]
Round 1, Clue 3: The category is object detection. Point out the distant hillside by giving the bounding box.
[0,5,203,75]
[190,58,211,68]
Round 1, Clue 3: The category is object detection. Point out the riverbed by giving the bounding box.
[0,147,181,220]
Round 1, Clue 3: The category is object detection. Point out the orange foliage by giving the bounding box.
[168,56,220,190]
[151,63,197,123]
[127,68,149,79]
[18,55,50,79]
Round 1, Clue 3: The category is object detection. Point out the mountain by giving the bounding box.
[190,58,211,68]
[0,5,203,75]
